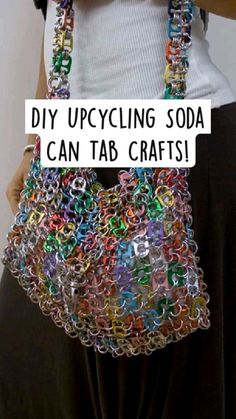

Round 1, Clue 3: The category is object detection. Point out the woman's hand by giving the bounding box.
[5,151,34,216]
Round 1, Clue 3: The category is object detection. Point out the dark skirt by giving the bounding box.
[0,101,236,419]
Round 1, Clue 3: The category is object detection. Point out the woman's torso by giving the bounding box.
[44,0,236,108]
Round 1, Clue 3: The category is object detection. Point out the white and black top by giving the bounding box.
[43,0,236,108]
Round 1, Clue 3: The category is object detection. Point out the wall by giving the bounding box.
[0,5,236,277]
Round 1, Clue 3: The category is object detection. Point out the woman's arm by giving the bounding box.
[194,0,236,20]
[6,35,48,215]
[27,34,48,146]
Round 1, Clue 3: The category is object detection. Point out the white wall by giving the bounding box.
[0,6,236,277]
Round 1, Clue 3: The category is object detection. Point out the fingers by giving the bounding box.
[5,163,25,216]
[5,178,24,216]
[5,153,34,216]
[22,152,34,183]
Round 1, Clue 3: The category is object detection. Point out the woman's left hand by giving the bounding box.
[5,151,34,216]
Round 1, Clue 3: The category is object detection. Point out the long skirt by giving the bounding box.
[0,101,236,419]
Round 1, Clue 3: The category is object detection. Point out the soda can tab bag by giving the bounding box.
[1,0,211,358]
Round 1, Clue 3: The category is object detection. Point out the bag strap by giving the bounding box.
[164,0,194,99]
[47,0,193,101]
[34,0,194,164]
[47,0,75,100]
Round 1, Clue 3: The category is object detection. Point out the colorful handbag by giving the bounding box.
[1,0,211,357]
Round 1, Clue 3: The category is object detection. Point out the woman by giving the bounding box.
[0,1,236,418]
